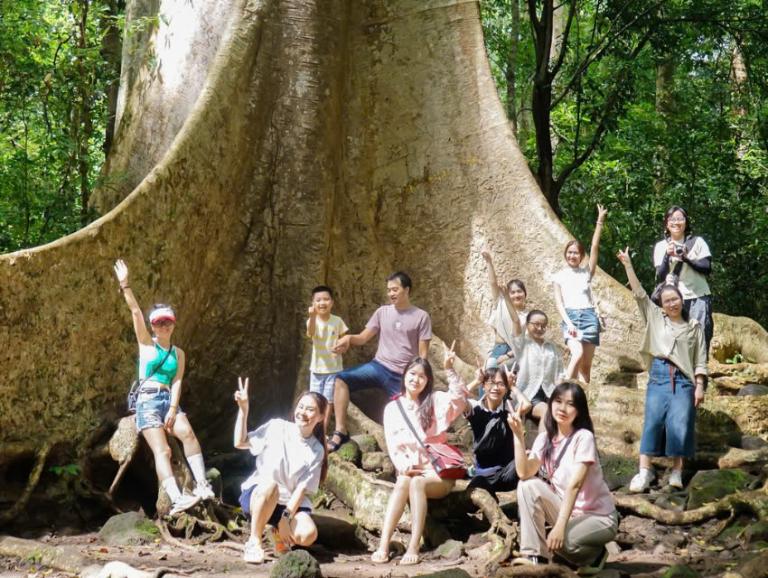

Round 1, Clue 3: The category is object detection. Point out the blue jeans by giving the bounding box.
[336,359,402,397]
[639,358,696,458]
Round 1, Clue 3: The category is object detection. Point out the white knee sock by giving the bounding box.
[187,453,207,484]
[162,476,182,501]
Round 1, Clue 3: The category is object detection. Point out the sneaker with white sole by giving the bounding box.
[629,468,655,493]
[169,493,202,516]
[511,555,547,566]
[668,469,684,489]
[193,481,215,500]
[243,537,265,564]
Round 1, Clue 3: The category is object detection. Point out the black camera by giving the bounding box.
[674,244,685,256]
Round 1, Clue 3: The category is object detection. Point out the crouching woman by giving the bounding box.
[234,377,327,564]
[509,381,618,573]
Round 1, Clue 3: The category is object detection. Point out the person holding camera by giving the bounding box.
[653,206,713,353]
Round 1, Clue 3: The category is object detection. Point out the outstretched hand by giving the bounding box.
[114,259,129,285]
[506,410,524,438]
[235,376,249,410]
[480,246,492,263]
[616,246,632,267]
[597,204,608,222]
[444,340,457,370]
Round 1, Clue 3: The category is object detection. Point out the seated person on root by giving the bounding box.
[329,271,431,452]
[113,259,214,516]
[509,381,618,572]
[371,345,469,565]
[465,360,531,496]
[618,248,706,493]
[234,378,328,564]
[509,308,565,433]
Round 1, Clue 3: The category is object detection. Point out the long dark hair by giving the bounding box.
[541,381,594,467]
[400,357,435,431]
[295,392,329,482]
[663,205,692,240]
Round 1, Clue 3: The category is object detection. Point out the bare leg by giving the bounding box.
[532,402,548,434]
[578,343,596,383]
[142,427,173,481]
[566,339,583,380]
[372,475,411,562]
[171,414,203,457]
[671,456,683,471]
[639,454,652,469]
[324,403,333,433]
[332,378,350,436]
[249,482,279,545]
[402,473,454,565]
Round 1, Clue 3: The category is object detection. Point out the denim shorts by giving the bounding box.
[135,388,184,431]
[309,372,338,402]
[239,485,311,524]
[336,359,402,397]
[639,358,696,458]
[562,307,600,345]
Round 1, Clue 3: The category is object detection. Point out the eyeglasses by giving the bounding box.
[668,218,686,224]
[151,320,175,327]
[528,322,548,330]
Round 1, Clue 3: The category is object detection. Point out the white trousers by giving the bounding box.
[517,477,618,565]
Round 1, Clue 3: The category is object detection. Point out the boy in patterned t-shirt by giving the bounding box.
[307,285,349,429]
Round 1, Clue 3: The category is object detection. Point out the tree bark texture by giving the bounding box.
[1,0,766,473]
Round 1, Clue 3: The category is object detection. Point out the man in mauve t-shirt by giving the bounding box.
[327,271,432,452]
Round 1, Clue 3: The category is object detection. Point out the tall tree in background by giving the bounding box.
[0,0,122,251]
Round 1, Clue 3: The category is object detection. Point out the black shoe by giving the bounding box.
[577,547,608,575]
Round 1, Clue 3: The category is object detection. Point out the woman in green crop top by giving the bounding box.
[115,259,215,516]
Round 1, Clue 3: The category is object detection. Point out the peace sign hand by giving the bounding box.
[616,246,632,267]
[444,340,457,370]
[503,363,517,386]
[235,376,249,411]
[597,204,608,221]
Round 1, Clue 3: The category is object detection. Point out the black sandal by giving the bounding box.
[327,430,350,452]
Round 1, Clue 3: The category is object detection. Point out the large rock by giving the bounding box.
[313,510,367,550]
[435,539,464,561]
[270,550,321,578]
[687,469,755,510]
[351,434,379,454]
[98,511,158,546]
[361,451,388,471]
[737,384,768,397]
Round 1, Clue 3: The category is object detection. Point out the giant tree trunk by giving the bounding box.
[1,0,767,514]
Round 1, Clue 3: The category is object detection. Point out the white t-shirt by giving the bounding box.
[487,296,528,346]
[240,418,324,508]
[511,334,564,400]
[653,238,711,300]
[553,267,593,310]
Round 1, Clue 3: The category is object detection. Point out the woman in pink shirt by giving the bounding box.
[509,381,617,574]
[371,346,469,565]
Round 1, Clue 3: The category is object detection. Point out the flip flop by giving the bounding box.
[327,430,350,452]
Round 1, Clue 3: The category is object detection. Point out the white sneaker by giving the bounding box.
[668,469,684,489]
[193,481,215,500]
[629,468,655,493]
[243,537,265,564]
[169,493,201,516]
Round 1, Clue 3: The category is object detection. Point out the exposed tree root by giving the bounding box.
[155,520,198,552]
[615,487,768,524]
[0,442,50,526]
[468,487,519,566]
[723,549,768,578]
[718,447,768,470]
[347,403,387,452]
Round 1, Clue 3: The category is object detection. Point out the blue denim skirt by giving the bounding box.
[135,388,184,431]
[562,307,600,345]
[639,358,696,458]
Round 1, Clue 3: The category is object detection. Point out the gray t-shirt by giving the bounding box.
[366,304,432,374]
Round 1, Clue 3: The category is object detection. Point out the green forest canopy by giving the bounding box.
[1,0,767,326]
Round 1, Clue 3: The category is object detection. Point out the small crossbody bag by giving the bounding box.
[126,345,174,414]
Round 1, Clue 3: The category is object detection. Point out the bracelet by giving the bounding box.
[596,220,605,225]
[169,405,178,410]
[120,285,130,291]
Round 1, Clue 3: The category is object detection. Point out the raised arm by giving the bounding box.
[588,204,608,277]
[481,247,501,302]
[113,260,152,346]
[617,247,644,295]
[233,377,250,449]
[508,413,541,480]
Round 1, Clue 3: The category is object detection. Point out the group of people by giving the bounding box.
[113,203,714,572]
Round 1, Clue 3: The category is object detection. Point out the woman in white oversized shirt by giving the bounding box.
[553,205,608,383]
[234,378,327,564]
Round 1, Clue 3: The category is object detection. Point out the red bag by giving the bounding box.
[395,399,467,480]
[426,443,467,479]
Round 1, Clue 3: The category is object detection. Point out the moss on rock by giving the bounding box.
[269,550,321,578]
[687,469,755,510]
